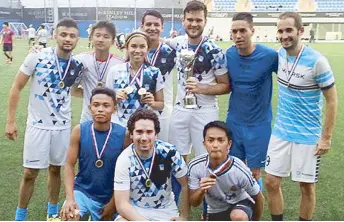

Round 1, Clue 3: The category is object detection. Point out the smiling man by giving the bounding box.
[225,12,278,190]
[114,109,189,221]
[5,18,83,221]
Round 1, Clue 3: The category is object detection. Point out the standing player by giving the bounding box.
[5,18,83,221]
[265,12,338,221]
[27,24,36,47]
[73,21,124,123]
[225,12,278,189]
[114,109,189,221]
[86,24,92,48]
[0,21,15,64]
[168,0,230,161]
[37,24,49,48]
[188,121,264,221]
[61,88,130,221]
[141,9,176,141]
[106,31,164,127]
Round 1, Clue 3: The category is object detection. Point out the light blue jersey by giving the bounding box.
[273,46,335,144]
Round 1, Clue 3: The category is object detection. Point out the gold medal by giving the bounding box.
[95,159,104,168]
[145,178,152,188]
[58,81,65,89]
[97,81,104,88]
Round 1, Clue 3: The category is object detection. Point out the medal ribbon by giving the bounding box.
[127,62,144,87]
[285,45,304,85]
[93,53,111,82]
[148,42,162,66]
[54,47,72,82]
[132,145,156,180]
[207,155,231,176]
[90,123,112,160]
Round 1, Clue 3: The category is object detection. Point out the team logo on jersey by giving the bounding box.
[159,164,164,171]
[161,58,166,64]
[70,69,75,76]
[230,186,238,191]
[198,55,204,62]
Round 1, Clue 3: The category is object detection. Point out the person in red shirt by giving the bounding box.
[0,22,15,64]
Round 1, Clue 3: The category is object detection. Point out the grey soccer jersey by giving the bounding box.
[188,154,260,213]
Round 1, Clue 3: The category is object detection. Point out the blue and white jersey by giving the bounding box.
[19,47,83,130]
[114,139,187,209]
[273,46,335,144]
[148,42,176,118]
[106,62,164,127]
[169,35,227,106]
[188,154,260,214]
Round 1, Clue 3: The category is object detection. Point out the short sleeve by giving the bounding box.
[272,51,279,74]
[19,52,40,76]
[155,69,164,92]
[209,47,228,76]
[114,152,131,191]
[314,56,335,90]
[187,163,201,190]
[170,148,188,179]
[238,162,260,197]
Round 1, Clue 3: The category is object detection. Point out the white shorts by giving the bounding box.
[265,135,321,183]
[158,117,171,142]
[169,104,219,156]
[23,125,71,169]
[115,203,179,221]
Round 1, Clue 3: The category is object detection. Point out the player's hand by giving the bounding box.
[170,216,187,221]
[60,199,80,221]
[99,201,116,221]
[116,89,128,102]
[140,92,154,106]
[29,44,43,53]
[314,137,331,156]
[200,177,216,193]
[5,122,18,140]
[185,77,202,94]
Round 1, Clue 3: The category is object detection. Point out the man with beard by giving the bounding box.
[140,10,176,143]
[265,12,337,221]
[72,21,124,123]
[168,0,229,161]
[5,18,83,221]
[225,12,278,191]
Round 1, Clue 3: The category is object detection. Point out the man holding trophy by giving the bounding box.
[168,0,230,162]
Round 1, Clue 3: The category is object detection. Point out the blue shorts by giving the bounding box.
[73,190,112,221]
[226,120,271,169]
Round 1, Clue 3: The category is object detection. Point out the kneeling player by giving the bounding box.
[60,88,130,221]
[114,109,189,221]
[188,121,264,221]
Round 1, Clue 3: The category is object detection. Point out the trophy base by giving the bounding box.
[183,95,198,109]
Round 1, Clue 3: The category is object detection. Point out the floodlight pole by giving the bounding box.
[68,0,71,17]
[96,0,99,21]
[134,0,137,29]
[53,0,59,27]
[171,0,174,31]
[44,0,47,23]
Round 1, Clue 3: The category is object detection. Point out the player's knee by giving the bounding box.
[299,183,315,197]
[230,210,249,221]
[48,165,61,176]
[265,174,281,191]
[23,168,39,182]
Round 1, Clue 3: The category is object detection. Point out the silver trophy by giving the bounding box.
[180,49,198,109]
[116,33,126,50]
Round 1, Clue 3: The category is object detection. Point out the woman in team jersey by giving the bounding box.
[106,31,164,127]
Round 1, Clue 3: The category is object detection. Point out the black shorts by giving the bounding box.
[204,199,254,221]
[39,42,47,48]
[3,43,12,52]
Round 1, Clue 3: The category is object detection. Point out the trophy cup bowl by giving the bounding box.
[180,50,198,109]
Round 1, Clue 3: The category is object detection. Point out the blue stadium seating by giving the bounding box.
[212,0,344,12]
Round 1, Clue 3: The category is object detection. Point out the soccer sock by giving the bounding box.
[271,214,283,221]
[15,207,27,221]
[4,52,10,59]
[9,56,13,61]
[299,217,312,221]
[257,177,264,192]
[47,202,59,216]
